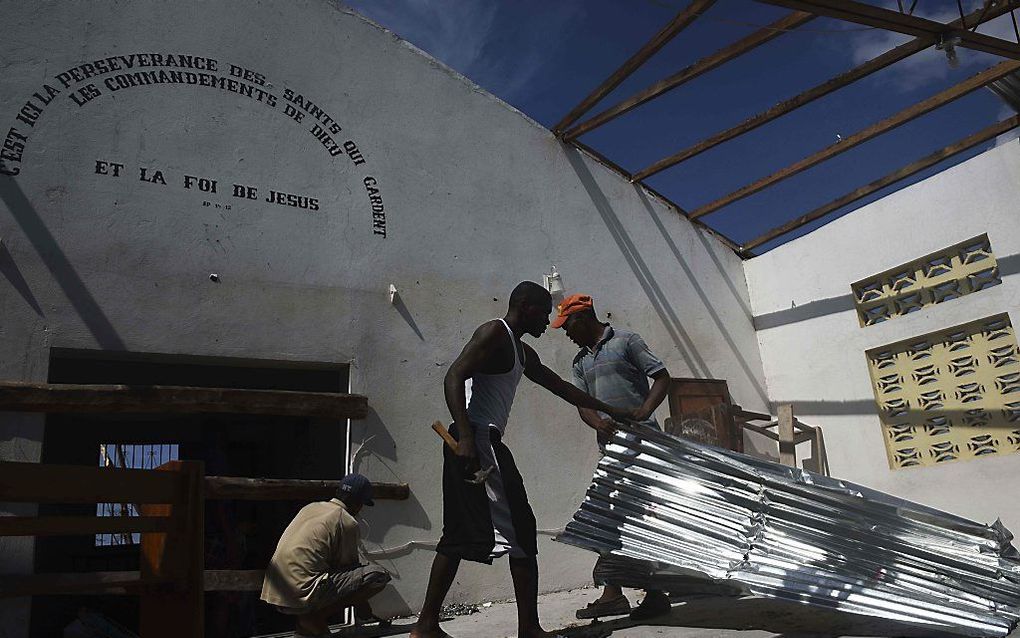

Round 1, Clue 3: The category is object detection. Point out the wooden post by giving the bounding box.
[778,404,796,468]
[140,460,205,638]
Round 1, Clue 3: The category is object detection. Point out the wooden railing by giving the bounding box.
[0,379,405,635]
[0,459,409,635]
[0,460,204,636]
[732,403,830,475]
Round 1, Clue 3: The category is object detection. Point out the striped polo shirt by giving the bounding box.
[571,325,666,430]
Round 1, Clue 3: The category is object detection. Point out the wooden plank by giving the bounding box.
[740,422,780,442]
[733,408,773,422]
[778,404,796,467]
[794,431,814,445]
[741,116,1020,251]
[813,427,831,477]
[689,59,1020,220]
[0,461,183,504]
[551,0,716,134]
[631,1,1018,180]
[205,476,410,501]
[756,0,1020,60]
[0,381,368,419]
[563,11,814,140]
[204,569,264,591]
[0,571,167,598]
[140,461,204,638]
[0,515,171,537]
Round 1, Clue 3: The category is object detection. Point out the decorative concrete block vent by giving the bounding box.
[852,234,1001,327]
[866,314,1020,469]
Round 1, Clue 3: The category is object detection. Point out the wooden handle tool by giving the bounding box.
[431,420,494,484]
[432,421,459,451]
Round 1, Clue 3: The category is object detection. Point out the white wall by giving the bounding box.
[0,0,767,630]
[745,140,1020,530]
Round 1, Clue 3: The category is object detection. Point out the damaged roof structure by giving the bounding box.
[3,1,1020,636]
[550,0,1020,256]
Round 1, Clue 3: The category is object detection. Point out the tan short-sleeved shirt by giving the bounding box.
[260,498,360,609]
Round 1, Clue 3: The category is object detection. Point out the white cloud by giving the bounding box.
[844,1,1020,91]
[346,0,583,102]
[350,0,499,78]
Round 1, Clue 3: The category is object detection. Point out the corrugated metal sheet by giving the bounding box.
[556,428,1020,637]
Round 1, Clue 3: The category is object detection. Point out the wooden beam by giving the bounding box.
[0,569,266,596]
[732,407,773,421]
[756,0,1020,60]
[778,404,796,467]
[631,1,1019,181]
[0,515,172,537]
[689,59,1020,219]
[562,11,815,141]
[551,0,716,134]
[0,571,165,598]
[0,461,183,504]
[140,461,204,638]
[0,381,368,419]
[742,116,1020,252]
[204,476,410,501]
[741,422,780,441]
[204,569,264,591]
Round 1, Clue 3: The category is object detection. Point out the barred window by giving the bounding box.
[96,443,179,546]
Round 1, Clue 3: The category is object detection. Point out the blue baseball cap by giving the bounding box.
[337,473,374,506]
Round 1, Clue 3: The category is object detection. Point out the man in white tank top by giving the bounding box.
[410,282,635,638]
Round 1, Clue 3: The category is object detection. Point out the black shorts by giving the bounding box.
[435,424,538,564]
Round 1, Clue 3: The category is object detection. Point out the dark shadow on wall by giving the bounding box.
[562,147,708,377]
[751,252,1020,331]
[693,228,753,320]
[391,292,425,341]
[0,177,124,349]
[634,187,770,405]
[770,399,878,416]
[351,406,434,583]
[0,239,44,317]
[753,294,856,331]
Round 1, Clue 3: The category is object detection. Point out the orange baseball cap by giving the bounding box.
[551,294,594,329]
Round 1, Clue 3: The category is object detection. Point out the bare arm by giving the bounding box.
[577,407,605,430]
[522,344,630,418]
[634,368,671,421]
[443,322,504,462]
[578,406,617,445]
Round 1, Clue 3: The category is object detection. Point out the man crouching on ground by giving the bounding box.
[261,473,390,638]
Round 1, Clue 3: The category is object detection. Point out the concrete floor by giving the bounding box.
[304,587,1018,638]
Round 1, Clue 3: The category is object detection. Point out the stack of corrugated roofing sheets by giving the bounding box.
[557,428,1020,637]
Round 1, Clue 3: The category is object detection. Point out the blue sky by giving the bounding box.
[344,0,1019,253]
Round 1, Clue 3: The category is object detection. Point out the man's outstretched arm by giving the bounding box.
[522,343,633,420]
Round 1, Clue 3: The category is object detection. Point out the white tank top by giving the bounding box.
[465,319,525,435]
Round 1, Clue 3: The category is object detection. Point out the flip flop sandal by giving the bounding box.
[574,594,631,619]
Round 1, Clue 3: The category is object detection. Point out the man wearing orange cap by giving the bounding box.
[553,293,672,621]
